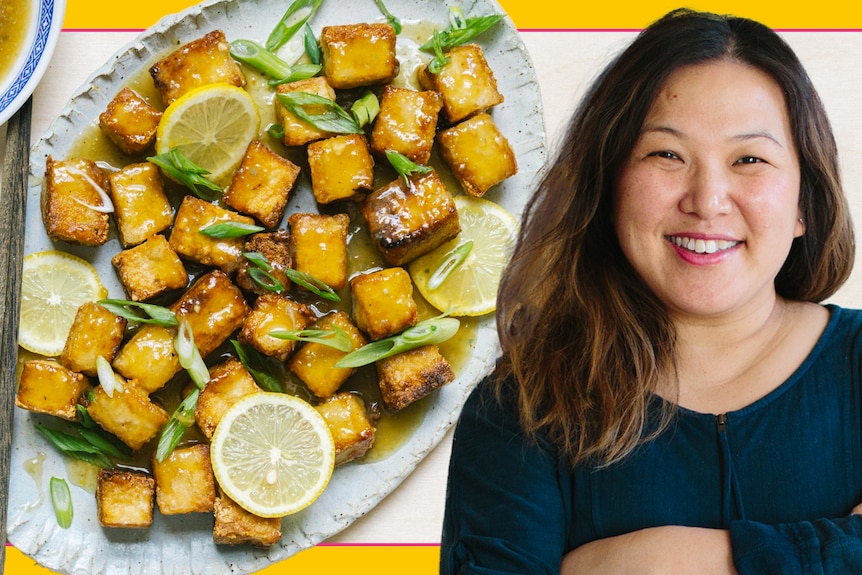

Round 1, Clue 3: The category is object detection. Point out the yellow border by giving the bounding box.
[62,0,862,30]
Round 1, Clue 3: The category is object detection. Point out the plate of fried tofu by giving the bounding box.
[8,0,546,573]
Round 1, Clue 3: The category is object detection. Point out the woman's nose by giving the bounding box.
[678,162,733,220]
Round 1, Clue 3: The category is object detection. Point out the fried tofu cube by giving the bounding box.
[153,444,216,515]
[439,112,517,197]
[362,171,460,266]
[235,231,292,296]
[60,302,126,377]
[238,294,316,362]
[307,134,375,204]
[369,85,443,164]
[97,468,155,528]
[350,267,418,341]
[275,77,337,147]
[42,157,110,246]
[319,23,398,89]
[111,324,178,394]
[376,344,455,411]
[195,358,261,440]
[289,312,367,398]
[418,44,504,124]
[288,213,350,290]
[149,30,245,106]
[169,195,258,273]
[172,270,251,357]
[213,494,281,547]
[112,234,189,302]
[314,392,376,465]
[16,360,91,421]
[113,270,250,393]
[223,140,301,228]
[87,384,169,451]
[108,162,173,247]
[98,87,162,156]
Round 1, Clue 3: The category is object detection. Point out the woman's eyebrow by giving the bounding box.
[640,125,785,148]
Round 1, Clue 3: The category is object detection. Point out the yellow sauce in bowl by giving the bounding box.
[0,0,33,84]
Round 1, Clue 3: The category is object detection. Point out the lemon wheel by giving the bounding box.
[210,392,335,518]
[409,195,518,316]
[18,250,108,357]
[156,83,260,185]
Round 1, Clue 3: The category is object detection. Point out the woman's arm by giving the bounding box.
[560,526,736,575]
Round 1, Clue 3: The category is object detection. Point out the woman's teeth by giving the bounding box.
[669,236,739,254]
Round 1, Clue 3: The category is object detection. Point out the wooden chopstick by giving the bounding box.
[0,96,33,573]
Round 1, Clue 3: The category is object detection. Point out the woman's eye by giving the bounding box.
[648,151,679,160]
[735,156,764,165]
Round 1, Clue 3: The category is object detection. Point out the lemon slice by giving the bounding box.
[409,195,518,317]
[18,250,108,357]
[156,83,260,185]
[210,392,335,518]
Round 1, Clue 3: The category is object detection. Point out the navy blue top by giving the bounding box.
[441,305,862,574]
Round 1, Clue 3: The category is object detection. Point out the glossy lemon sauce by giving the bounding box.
[0,0,33,85]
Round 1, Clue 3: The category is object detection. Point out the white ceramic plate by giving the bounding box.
[0,0,65,125]
[8,0,546,573]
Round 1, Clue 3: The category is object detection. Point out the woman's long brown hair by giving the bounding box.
[494,9,855,467]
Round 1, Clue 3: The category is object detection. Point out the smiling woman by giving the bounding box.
[0,0,33,85]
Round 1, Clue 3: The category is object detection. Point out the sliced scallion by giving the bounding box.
[230,39,293,79]
[385,149,432,184]
[334,316,460,368]
[427,241,474,290]
[96,356,123,398]
[284,268,341,302]
[374,0,402,34]
[154,388,200,463]
[276,92,363,134]
[266,0,324,53]
[231,340,284,393]
[268,325,353,352]
[50,477,73,529]
[174,319,210,390]
[419,12,504,52]
[351,91,380,128]
[199,221,265,239]
[147,148,223,201]
[97,299,178,327]
[304,22,322,64]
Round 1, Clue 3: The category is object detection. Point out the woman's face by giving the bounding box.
[613,60,804,320]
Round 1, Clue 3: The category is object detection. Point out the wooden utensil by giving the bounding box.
[0,96,33,572]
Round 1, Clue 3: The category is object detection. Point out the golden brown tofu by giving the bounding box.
[238,294,316,362]
[169,195,257,274]
[41,156,111,247]
[307,134,375,204]
[213,494,281,547]
[149,30,245,106]
[111,324,178,394]
[113,270,250,393]
[152,444,216,515]
[235,230,292,296]
[98,87,163,156]
[439,112,518,197]
[314,392,376,465]
[195,358,261,440]
[16,360,91,421]
[369,85,443,164]
[376,344,455,411]
[87,384,169,451]
[418,44,504,124]
[362,171,461,266]
[288,213,350,290]
[60,302,126,377]
[319,23,398,89]
[223,140,301,228]
[350,267,418,341]
[288,312,367,398]
[96,468,155,528]
[111,234,189,302]
[172,270,251,357]
[275,77,337,147]
[108,162,173,247]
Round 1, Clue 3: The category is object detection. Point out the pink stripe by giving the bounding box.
[317,542,440,547]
